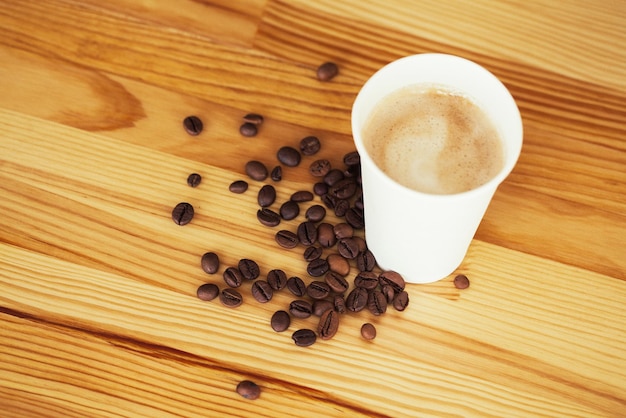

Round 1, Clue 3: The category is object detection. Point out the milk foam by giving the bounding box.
[363,84,504,194]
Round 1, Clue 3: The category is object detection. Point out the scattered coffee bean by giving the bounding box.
[324,169,344,186]
[276,146,301,167]
[303,246,323,262]
[327,253,350,276]
[330,178,357,200]
[270,165,282,181]
[251,280,274,303]
[239,122,258,137]
[367,290,387,316]
[220,288,243,308]
[183,115,203,136]
[392,290,410,311]
[343,151,360,166]
[361,323,376,340]
[229,180,249,194]
[299,135,321,155]
[286,276,306,297]
[245,160,268,181]
[337,237,360,259]
[324,271,349,294]
[275,229,299,249]
[378,271,406,294]
[279,200,300,220]
[289,299,313,319]
[243,113,264,125]
[317,309,339,340]
[316,61,339,82]
[257,208,281,227]
[313,182,329,196]
[356,250,376,272]
[333,199,350,217]
[317,223,337,248]
[309,159,331,177]
[307,258,329,277]
[381,284,396,303]
[345,287,368,312]
[271,310,291,332]
[223,267,244,288]
[238,258,260,280]
[305,205,326,222]
[257,184,277,207]
[200,251,220,274]
[307,281,331,300]
[353,236,367,253]
[334,295,346,314]
[454,274,470,289]
[313,299,334,317]
[291,190,314,202]
[236,380,260,400]
[321,193,337,210]
[333,223,353,239]
[292,329,317,347]
[345,207,365,229]
[196,283,219,301]
[297,221,318,246]
[267,269,288,291]
[171,202,194,226]
[186,173,202,188]
[354,271,379,290]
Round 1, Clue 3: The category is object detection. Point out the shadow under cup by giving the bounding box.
[351,53,523,284]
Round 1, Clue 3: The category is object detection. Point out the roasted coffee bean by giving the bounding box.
[330,178,357,200]
[305,205,326,222]
[220,288,243,307]
[325,271,349,293]
[270,165,282,181]
[354,195,364,210]
[392,290,410,311]
[299,135,321,155]
[316,61,339,82]
[257,184,277,207]
[297,221,318,246]
[303,246,323,262]
[183,115,203,136]
[320,194,336,210]
[345,207,365,229]
[353,236,367,253]
[360,323,376,340]
[367,290,387,316]
[307,280,331,300]
[454,274,470,289]
[292,329,316,347]
[381,284,396,303]
[309,159,331,177]
[343,151,360,166]
[196,283,219,301]
[289,299,313,318]
[291,190,314,202]
[171,202,194,226]
[317,309,339,340]
[275,230,299,249]
[313,299,334,316]
[271,310,291,332]
[245,160,268,181]
[379,271,405,294]
[307,258,329,277]
[333,295,346,314]
[229,180,249,194]
[243,113,264,125]
[238,258,260,280]
[286,276,306,297]
[223,267,244,288]
[333,223,353,239]
[187,173,202,188]
[317,223,337,248]
[313,182,329,196]
[201,251,220,274]
[251,280,274,303]
[337,237,360,259]
[345,287,368,312]
[344,164,361,179]
[354,271,379,290]
[327,253,350,276]
[324,169,344,186]
[257,208,281,227]
[279,200,300,220]
[356,250,376,272]
[236,380,260,400]
[333,199,350,217]
[277,146,301,167]
[239,122,258,137]
[267,269,288,291]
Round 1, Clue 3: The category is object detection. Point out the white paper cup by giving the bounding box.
[352,53,523,283]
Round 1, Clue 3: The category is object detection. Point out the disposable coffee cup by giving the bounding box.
[352,53,523,284]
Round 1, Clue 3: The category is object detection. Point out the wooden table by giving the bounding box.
[1,1,625,417]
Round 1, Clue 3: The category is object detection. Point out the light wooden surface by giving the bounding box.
[1,1,625,417]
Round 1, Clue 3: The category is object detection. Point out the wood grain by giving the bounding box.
[1,0,625,416]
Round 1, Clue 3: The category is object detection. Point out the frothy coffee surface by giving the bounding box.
[363,84,504,194]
